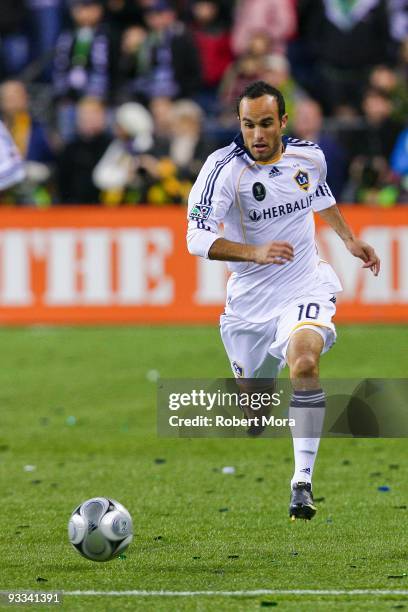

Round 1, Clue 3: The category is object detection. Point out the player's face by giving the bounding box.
[239,95,288,162]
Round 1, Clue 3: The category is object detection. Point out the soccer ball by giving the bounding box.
[68,497,133,562]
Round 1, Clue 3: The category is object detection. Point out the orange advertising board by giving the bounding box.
[0,206,406,324]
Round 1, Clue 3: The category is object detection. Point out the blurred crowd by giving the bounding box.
[0,0,407,206]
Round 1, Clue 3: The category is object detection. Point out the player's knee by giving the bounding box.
[290,353,319,379]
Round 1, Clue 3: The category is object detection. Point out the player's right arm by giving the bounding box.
[208,238,294,265]
[187,149,293,266]
[0,121,25,192]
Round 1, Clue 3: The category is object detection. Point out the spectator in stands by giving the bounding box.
[153,99,213,177]
[53,0,110,141]
[92,102,157,205]
[231,0,297,57]
[219,47,264,111]
[170,98,214,171]
[149,96,174,143]
[262,54,306,129]
[0,0,30,79]
[191,0,233,102]
[291,98,347,199]
[219,32,282,112]
[298,0,394,115]
[104,0,146,97]
[116,24,148,103]
[27,0,65,82]
[346,155,400,206]
[56,97,111,204]
[220,32,297,123]
[0,80,54,205]
[117,0,201,104]
[356,88,403,161]
[344,88,403,205]
[245,32,273,59]
[146,99,213,204]
[369,64,408,125]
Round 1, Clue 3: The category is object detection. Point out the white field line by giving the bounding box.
[63,590,408,597]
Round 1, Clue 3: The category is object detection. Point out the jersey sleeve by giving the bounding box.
[0,122,25,190]
[312,149,336,212]
[186,150,235,259]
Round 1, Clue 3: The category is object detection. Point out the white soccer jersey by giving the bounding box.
[0,121,25,191]
[187,135,342,323]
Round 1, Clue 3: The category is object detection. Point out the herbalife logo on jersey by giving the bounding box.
[248,193,317,221]
[268,166,283,178]
[248,209,262,222]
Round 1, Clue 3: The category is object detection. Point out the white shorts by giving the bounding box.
[220,290,337,379]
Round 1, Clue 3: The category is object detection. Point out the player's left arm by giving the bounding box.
[318,205,381,276]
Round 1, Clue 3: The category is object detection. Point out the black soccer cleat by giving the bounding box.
[289,482,316,521]
[246,420,267,437]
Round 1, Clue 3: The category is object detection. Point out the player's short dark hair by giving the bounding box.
[236,81,286,120]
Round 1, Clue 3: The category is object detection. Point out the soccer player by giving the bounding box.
[186,81,380,520]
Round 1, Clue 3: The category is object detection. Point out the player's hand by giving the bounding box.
[252,241,294,265]
[345,238,381,276]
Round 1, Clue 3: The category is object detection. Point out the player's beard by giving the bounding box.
[250,136,282,162]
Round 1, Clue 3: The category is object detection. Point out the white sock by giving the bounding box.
[289,389,326,489]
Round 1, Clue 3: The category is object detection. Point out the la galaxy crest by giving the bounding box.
[232,361,244,378]
[294,169,310,192]
[252,182,266,202]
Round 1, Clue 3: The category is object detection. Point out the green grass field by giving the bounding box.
[0,325,407,611]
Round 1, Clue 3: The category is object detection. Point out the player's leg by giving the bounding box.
[286,328,325,519]
[268,293,337,518]
[236,376,277,436]
[220,313,279,435]
[287,327,323,390]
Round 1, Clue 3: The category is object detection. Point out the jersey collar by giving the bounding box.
[233,133,289,162]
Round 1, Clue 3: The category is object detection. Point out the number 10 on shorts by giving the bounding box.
[297,303,320,321]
